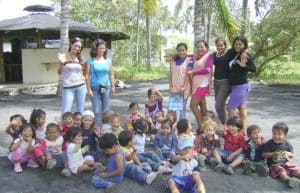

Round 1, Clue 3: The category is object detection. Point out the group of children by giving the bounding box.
[5,87,300,192]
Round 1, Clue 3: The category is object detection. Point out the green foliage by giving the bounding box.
[113,65,168,80]
[259,61,300,84]
[250,0,300,75]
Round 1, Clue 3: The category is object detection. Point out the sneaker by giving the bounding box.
[27,159,39,168]
[215,163,225,173]
[106,183,117,193]
[208,157,218,168]
[223,165,234,175]
[254,162,269,177]
[145,172,159,185]
[46,159,56,170]
[157,165,172,174]
[287,178,300,188]
[14,162,23,173]
[60,168,72,177]
[198,155,206,167]
[243,160,252,176]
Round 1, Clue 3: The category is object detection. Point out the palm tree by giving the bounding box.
[240,0,248,36]
[142,0,157,69]
[135,0,141,66]
[175,0,239,45]
[57,0,70,96]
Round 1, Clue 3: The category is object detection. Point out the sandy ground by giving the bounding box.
[0,79,299,193]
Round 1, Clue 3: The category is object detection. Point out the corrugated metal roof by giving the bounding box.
[0,13,129,40]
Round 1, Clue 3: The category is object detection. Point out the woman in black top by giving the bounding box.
[227,36,256,134]
[212,38,234,125]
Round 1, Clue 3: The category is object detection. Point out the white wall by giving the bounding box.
[22,48,90,83]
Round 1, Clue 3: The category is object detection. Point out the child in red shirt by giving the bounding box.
[214,116,246,174]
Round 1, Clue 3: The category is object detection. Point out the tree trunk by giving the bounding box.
[146,14,151,69]
[194,0,204,49]
[241,0,248,36]
[57,0,70,96]
[206,12,212,44]
[135,0,141,66]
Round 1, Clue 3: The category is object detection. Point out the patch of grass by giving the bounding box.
[113,65,168,80]
[259,61,300,84]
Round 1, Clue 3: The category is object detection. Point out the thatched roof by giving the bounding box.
[0,13,129,40]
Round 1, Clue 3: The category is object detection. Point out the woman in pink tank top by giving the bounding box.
[190,40,214,131]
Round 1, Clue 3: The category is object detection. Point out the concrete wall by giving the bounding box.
[22,48,90,83]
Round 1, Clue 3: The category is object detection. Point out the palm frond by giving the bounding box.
[143,0,157,16]
[213,0,240,42]
[174,0,183,17]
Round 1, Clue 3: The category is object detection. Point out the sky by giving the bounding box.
[0,0,257,21]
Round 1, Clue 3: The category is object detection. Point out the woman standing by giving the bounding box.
[227,36,256,134]
[58,37,87,115]
[85,39,115,125]
[212,38,232,125]
[190,40,214,129]
[169,43,194,119]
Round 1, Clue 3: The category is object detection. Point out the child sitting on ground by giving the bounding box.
[81,110,98,162]
[73,112,83,127]
[60,112,74,151]
[262,122,300,188]
[99,110,114,136]
[6,114,26,140]
[172,119,197,163]
[133,119,171,173]
[167,137,206,193]
[153,119,177,160]
[66,127,97,175]
[243,125,269,176]
[30,108,47,139]
[214,116,246,175]
[108,113,124,137]
[197,119,220,168]
[166,110,177,136]
[119,130,161,185]
[91,133,126,193]
[144,87,163,125]
[8,123,38,172]
[127,102,149,130]
[34,123,71,176]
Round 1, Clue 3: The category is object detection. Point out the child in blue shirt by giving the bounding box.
[91,133,126,192]
[167,137,206,193]
[154,119,177,159]
[119,130,161,185]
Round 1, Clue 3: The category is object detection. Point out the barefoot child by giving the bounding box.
[262,122,300,188]
[119,130,160,185]
[91,133,126,192]
[8,123,38,172]
[167,137,206,193]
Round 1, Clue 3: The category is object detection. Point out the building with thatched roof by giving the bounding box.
[0,5,129,83]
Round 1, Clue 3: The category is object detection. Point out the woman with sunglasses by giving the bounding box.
[58,37,87,116]
[85,39,115,125]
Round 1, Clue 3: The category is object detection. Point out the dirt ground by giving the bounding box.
[0,79,299,193]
